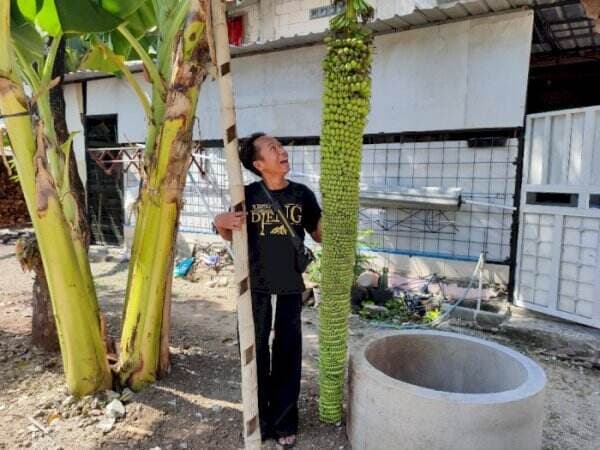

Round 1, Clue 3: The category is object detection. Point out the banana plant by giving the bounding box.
[2,0,183,396]
[4,0,232,407]
[0,0,136,395]
[76,0,214,389]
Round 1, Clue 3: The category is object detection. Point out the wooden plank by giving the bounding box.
[568,112,585,186]
[561,113,572,185]
[549,114,566,184]
[547,214,564,316]
[521,203,600,219]
[588,110,600,187]
[527,104,600,120]
[514,300,600,328]
[528,116,549,185]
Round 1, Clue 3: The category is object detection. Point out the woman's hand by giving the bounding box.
[215,211,246,230]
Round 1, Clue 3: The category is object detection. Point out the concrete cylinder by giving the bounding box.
[347,330,546,450]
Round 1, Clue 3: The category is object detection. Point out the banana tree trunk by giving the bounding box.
[211,1,261,447]
[0,1,111,396]
[50,39,90,248]
[28,39,92,354]
[31,249,59,352]
[118,0,212,390]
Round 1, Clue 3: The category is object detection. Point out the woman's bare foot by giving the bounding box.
[277,435,296,448]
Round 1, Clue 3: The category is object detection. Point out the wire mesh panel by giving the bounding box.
[180,148,230,233]
[122,133,518,264]
[85,116,124,246]
[289,137,518,263]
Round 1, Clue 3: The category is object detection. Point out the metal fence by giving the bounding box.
[123,130,521,264]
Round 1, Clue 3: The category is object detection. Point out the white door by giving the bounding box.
[515,106,600,328]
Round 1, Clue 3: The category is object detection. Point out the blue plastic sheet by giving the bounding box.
[173,257,194,277]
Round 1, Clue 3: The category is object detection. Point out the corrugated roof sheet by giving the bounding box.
[64,0,599,81]
[230,0,532,57]
[531,0,600,54]
[65,0,531,81]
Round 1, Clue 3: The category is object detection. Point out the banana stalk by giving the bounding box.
[318,0,374,422]
[0,0,111,395]
[118,0,212,389]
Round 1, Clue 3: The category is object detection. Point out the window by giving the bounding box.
[526,192,578,207]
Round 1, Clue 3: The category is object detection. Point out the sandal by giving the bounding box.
[277,435,297,449]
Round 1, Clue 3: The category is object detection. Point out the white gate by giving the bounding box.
[515,105,600,328]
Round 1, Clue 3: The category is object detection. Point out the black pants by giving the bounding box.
[251,291,302,439]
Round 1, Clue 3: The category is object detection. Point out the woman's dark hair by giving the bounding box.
[240,132,266,177]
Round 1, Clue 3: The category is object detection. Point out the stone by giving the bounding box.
[120,388,135,403]
[96,417,116,434]
[210,404,223,414]
[105,399,126,419]
[104,390,120,401]
[362,304,389,315]
[356,271,379,288]
[61,396,76,407]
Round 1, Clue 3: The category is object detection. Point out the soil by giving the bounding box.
[0,242,598,450]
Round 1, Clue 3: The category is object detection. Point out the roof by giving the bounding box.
[64,0,600,82]
[230,0,533,57]
[65,0,529,82]
[64,61,144,83]
[531,0,600,55]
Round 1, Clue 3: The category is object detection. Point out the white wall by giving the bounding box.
[63,84,87,186]
[86,74,150,144]
[369,11,533,133]
[83,10,533,143]
[233,0,498,43]
[198,9,533,139]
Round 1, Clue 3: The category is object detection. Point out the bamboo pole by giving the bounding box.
[210,1,261,448]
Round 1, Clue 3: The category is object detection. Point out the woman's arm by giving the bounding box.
[214,211,246,242]
[310,218,322,243]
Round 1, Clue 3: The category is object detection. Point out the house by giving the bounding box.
[60,0,600,328]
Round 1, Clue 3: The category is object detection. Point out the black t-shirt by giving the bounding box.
[245,180,321,295]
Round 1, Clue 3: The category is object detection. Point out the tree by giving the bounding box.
[14,37,90,354]
[1,0,217,395]
[4,6,261,448]
[1,0,118,395]
[318,0,374,423]
[114,0,214,389]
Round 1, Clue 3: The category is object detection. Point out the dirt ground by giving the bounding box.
[0,242,599,450]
